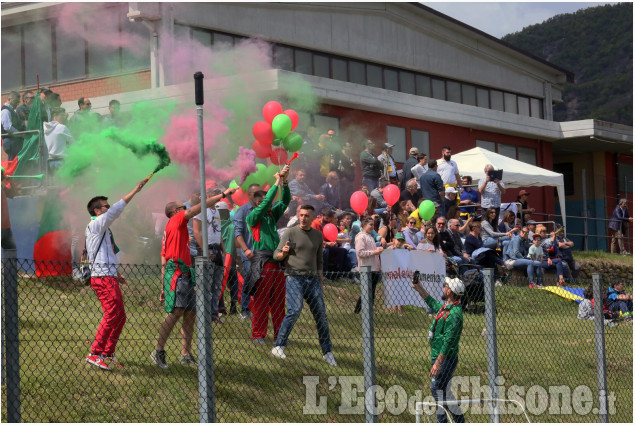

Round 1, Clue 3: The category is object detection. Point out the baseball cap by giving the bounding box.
[394,232,405,240]
[445,277,465,296]
[527,220,537,224]
[215,201,229,210]
[383,142,395,149]
[532,234,542,241]
[409,147,419,155]
[519,189,530,196]
[445,186,458,194]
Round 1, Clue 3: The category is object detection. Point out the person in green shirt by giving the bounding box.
[216,201,239,315]
[412,276,466,423]
[245,169,291,344]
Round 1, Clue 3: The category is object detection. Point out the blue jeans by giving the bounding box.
[609,300,633,314]
[348,249,358,269]
[431,356,465,423]
[542,258,565,278]
[210,262,224,318]
[482,237,498,249]
[240,253,252,314]
[362,177,379,192]
[274,275,333,355]
[512,259,543,284]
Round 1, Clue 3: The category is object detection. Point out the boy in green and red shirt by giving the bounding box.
[245,170,291,344]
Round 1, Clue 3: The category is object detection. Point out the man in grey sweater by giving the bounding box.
[271,204,336,366]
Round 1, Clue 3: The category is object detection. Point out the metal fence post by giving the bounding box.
[482,268,499,423]
[592,273,609,423]
[195,256,216,423]
[360,265,377,423]
[2,249,21,422]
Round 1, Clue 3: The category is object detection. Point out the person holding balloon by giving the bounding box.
[244,169,291,345]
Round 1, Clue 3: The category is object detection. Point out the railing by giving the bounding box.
[3,129,46,191]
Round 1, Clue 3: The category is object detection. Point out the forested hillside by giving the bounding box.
[502,3,632,126]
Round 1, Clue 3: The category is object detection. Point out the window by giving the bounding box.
[294,49,312,75]
[349,60,365,85]
[416,75,431,97]
[384,68,398,91]
[332,58,347,81]
[314,114,340,137]
[518,96,530,116]
[2,27,23,90]
[530,98,542,118]
[87,14,120,77]
[273,45,293,71]
[56,26,86,81]
[214,33,234,47]
[554,163,574,196]
[411,129,430,157]
[24,21,53,86]
[498,143,516,159]
[476,88,489,108]
[366,64,382,88]
[476,140,496,152]
[518,146,537,165]
[386,125,407,162]
[121,18,149,72]
[504,93,518,114]
[490,91,504,111]
[193,29,212,47]
[431,79,446,100]
[462,84,476,106]
[399,71,415,94]
[446,81,461,103]
[313,54,329,78]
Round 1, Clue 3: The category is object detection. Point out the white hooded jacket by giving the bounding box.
[44,120,74,158]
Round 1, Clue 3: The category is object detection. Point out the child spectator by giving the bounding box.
[606,281,633,315]
[389,232,414,250]
[578,286,595,320]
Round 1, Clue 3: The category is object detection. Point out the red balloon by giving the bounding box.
[252,140,272,159]
[383,184,400,207]
[270,148,288,165]
[231,188,249,207]
[252,121,273,145]
[284,109,299,130]
[350,191,369,215]
[323,223,338,242]
[263,101,284,124]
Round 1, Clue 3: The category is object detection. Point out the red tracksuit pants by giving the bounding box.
[90,276,126,356]
[251,262,286,340]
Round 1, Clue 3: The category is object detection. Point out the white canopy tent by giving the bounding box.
[451,147,567,228]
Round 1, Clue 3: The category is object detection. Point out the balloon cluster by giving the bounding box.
[252,101,302,166]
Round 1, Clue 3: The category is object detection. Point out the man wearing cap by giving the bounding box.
[400,147,420,190]
[517,190,534,217]
[360,140,384,192]
[412,276,466,423]
[478,164,506,224]
[216,200,239,316]
[378,142,398,184]
[443,186,459,216]
[437,146,462,202]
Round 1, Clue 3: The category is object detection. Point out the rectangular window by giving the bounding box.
[490,90,504,111]
[349,60,365,85]
[367,63,382,88]
[213,32,234,47]
[461,84,476,106]
[121,18,150,72]
[173,24,190,41]
[504,93,518,114]
[518,146,537,165]
[498,143,516,159]
[332,57,347,81]
[193,29,212,47]
[530,98,542,118]
[446,81,461,103]
[617,162,633,194]
[314,114,340,137]
[554,163,574,196]
[294,49,312,75]
[411,129,430,157]
[24,20,53,86]
[313,54,330,78]
[518,96,530,116]
[2,27,23,90]
[416,75,431,97]
[476,139,496,152]
[296,112,312,134]
[386,125,407,163]
[384,68,398,91]
[87,13,120,77]
[273,45,293,71]
[432,78,446,100]
[399,71,415,94]
[476,88,489,108]
[55,25,86,81]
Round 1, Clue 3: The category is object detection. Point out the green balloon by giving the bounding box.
[271,114,292,139]
[418,200,436,221]
[271,138,282,146]
[283,133,303,153]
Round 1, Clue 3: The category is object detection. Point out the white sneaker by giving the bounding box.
[323,352,337,366]
[271,346,286,359]
[504,259,515,270]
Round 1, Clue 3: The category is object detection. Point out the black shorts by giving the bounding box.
[174,273,196,312]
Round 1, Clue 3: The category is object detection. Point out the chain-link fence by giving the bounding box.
[2,253,633,422]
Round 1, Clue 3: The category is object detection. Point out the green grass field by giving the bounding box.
[574,250,633,265]
[1,268,632,423]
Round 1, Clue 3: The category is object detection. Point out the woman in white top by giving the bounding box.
[416,226,443,254]
[410,153,428,189]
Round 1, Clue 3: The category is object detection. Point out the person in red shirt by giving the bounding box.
[150,187,237,369]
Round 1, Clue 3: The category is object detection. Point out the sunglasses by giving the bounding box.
[175,206,186,212]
